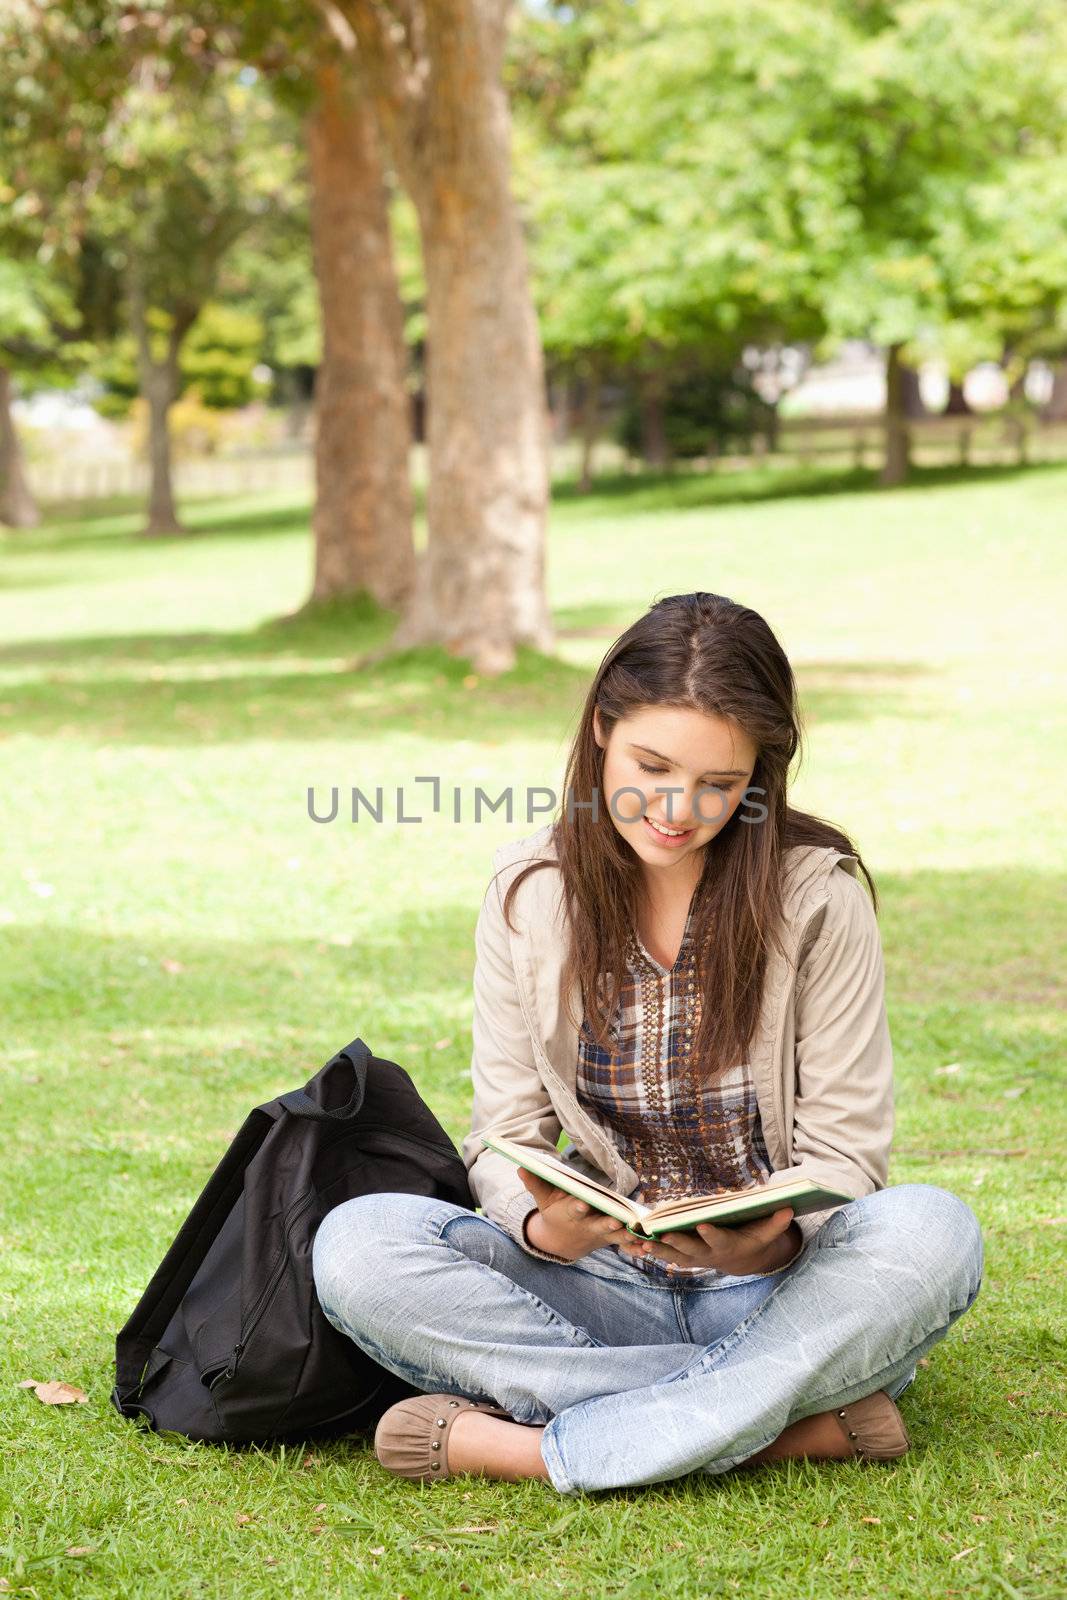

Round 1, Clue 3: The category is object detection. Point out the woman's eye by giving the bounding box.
[636,760,732,794]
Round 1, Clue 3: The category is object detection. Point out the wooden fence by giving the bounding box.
[26,414,1067,505]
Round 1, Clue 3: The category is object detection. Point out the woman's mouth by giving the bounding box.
[643,815,696,848]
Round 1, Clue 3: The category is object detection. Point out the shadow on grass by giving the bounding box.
[2,911,479,1051]
[0,631,937,745]
[552,456,1067,518]
[879,865,1067,1011]
[11,455,1065,558]
[0,588,600,742]
[3,490,315,558]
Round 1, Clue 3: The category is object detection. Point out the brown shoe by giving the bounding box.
[374,1394,515,1482]
[831,1390,910,1461]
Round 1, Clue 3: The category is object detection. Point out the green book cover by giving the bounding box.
[480,1134,853,1237]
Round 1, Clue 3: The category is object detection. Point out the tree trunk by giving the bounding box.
[577,369,601,494]
[763,400,780,453]
[306,62,416,607]
[638,368,671,468]
[143,364,183,536]
[344,0,552,676]
[1042,358,1067,420]
[128,262,186,536]
[881,343,911,487]
[0,366,40,528]
[944,379,972,416]
[899,361,927,418]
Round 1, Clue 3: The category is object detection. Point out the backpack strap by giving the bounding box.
[278,1037,369,1121]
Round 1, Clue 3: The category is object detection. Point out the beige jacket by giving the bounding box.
[461,822,894,1264]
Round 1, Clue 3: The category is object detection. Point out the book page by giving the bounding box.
[480,1135,647,1215]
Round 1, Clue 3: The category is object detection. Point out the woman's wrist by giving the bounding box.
[523,1207,564,1256]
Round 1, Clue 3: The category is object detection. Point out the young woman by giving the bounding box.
[312,591,983,1494]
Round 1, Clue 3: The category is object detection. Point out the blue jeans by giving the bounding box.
[312,1183,983,1495]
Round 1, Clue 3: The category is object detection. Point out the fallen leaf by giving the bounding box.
[971,1515,988,1524]
[65,1546,94,1557]
[235,1513,254,1526]
[934,1062,962,1076]
[369,1546,385,1557]
[1001,1086,1027,1099]
[160,958,184,974]
[312,1503,327,1514]
[952,1547,976,1561]
[19,1379,88,1405]
[861,1516,882,1525]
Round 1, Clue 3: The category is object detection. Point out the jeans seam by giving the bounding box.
[436,1209,608,1350]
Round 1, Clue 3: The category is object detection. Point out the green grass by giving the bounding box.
[1,461,1065,1599]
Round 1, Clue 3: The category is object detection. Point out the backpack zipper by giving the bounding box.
[221,1190,316,1381]
[220,1125,463,1382]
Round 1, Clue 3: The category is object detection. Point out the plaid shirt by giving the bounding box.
[576,902,772,1280]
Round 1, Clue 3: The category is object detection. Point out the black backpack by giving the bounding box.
[111,1036,475,1444]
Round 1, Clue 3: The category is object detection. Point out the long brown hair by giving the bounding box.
[499,591,877,1083]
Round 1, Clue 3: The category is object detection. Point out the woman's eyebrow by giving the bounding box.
[627,742,748,777]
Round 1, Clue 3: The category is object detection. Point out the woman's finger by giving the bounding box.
[655,1228,706,1260]
[700,1206,794,1248]
[744,1206,795,1243]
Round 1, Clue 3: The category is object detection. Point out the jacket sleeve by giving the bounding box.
[460,868,578,1265]
[787,867,895,1246]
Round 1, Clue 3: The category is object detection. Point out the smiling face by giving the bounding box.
[593,704,759,887]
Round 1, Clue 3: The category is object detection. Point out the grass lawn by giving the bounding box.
[1,460,1064,1599]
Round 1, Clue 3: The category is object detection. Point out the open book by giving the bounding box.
[481,1133,852,1239]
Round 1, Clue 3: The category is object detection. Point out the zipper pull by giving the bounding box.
[224,1342,244,1380]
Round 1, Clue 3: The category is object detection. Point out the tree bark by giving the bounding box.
[128,262,187,537]
[763,400,780,453]
[306,61,416,607]
[0,365,40,528]
[341,0,553,676]
[1042,358,1067,421]
[881,343,911,487]
[899,361,927,418]
[638,368,671,468]
[944,379,972,416]
[577,368,601,494]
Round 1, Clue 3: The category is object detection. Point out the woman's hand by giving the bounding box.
[516,1168,630,1262]
[617,1207,802,1275]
